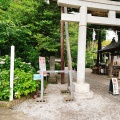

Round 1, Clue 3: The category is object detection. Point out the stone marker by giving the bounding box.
[48,56,57,83]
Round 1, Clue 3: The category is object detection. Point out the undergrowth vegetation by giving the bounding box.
[0,55,47,101]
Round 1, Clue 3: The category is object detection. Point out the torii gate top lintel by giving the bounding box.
[58,0,120,26]
[58,0,120,10]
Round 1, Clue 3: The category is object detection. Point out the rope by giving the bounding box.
[87,27,120,32]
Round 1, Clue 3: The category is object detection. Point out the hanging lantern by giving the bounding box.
[115,30,118,42]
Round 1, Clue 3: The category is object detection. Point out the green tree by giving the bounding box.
[34,1,61,57]
[0,0,61,69]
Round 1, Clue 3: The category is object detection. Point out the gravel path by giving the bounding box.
[85,68,120,105]
[1,68,120,120]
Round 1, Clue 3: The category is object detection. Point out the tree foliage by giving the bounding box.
[0,0,60,69]
[0,0,110,70]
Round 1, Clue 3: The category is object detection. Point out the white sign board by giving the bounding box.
[112,78,119,95]
[39,56,47,76]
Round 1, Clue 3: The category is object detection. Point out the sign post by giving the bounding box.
[39,57,46,100]
[41,70,44,100]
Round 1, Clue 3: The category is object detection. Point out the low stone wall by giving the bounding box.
[0,94,32,108]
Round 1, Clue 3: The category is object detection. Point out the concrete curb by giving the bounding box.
[0,94,32,108]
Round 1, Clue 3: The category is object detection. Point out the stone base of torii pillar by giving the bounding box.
[73,82,93,100]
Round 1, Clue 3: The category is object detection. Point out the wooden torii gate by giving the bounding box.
[57,0,120,100]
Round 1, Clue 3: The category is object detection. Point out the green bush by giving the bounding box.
[14,69,37,99]
[55,63,60,70]
[0,55,42,101]
[0,70,10,101]
[0,55,36,73]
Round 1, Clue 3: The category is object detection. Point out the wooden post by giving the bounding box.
[109,54,114,78]
[10,46,15,101]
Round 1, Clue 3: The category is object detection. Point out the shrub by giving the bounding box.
[0,70,10,101]
[14,69,37,99]
[0,55,41,101]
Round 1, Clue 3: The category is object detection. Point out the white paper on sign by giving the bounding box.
[112,78,119,95]
[39,57,47,76]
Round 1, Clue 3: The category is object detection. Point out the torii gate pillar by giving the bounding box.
[73,6,93,100]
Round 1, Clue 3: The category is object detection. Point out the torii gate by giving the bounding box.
[57,0,120,100]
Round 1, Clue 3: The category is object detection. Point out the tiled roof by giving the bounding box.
[99,38,120,52]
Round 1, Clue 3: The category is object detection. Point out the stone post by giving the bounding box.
[48,56,57,83]
[50,56,55,76]
[73,6,93,100]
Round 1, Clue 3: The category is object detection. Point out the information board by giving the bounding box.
[112,78,119,95]
[39,56,47,76]
[33,74,41,80]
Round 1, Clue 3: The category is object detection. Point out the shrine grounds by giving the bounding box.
[0,68,120,120]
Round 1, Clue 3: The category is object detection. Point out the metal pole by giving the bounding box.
[60,6,65,84]
[40,70,44,100]
[69,70,73,96]
[45,70,73,96]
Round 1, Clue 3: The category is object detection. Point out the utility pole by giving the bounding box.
[60,7,65,84]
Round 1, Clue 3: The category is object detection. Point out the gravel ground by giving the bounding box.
[1,68,120,120]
